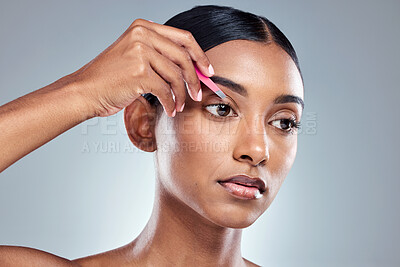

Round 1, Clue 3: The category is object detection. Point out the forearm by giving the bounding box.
[0,74,95,173]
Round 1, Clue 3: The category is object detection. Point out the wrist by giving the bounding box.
[59,73,99,120]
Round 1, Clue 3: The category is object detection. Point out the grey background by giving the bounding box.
[1,0,399,266]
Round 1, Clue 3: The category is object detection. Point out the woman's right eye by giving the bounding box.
[204,103,237,118]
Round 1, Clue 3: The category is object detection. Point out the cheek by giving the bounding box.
[154,113,225,204]
[267,134,298,196]
[164,112,233,172]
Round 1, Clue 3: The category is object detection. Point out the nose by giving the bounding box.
[233,117,270,167]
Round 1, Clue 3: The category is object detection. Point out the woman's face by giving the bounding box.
[154,40,304,228]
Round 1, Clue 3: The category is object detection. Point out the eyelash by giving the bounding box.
[204,103,301,135]
[271,118,301,135]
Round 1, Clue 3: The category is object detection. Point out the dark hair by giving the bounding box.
[143,4,303,108]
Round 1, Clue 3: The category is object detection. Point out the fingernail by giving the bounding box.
[208,64,215,76]
[172,109,176,117]
[186,84,197,101]
[149,20,154,22]
[196,89,202,101]
[179,103,185,112]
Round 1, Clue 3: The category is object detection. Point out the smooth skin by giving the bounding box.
[0,18,211,174]
[0,18,304,266]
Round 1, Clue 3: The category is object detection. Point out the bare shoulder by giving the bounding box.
[0,245,79,267]
[71,245,134,267]
[73,252,259,267]
[72,247,260,267]
[243,257,261,267]
[71,251,111,267]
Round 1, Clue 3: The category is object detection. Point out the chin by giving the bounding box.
[200,204,265,229]
[208,213,259,229]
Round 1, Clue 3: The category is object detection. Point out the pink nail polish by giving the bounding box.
[197,89,202,101]
[208,64,215,76]
[172,109,176,117]
[187,84,198,102]
[179,103,185,112]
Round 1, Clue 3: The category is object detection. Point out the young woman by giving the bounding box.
[0,5,304,267]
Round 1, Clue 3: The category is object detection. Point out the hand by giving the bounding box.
[71,18,215,118]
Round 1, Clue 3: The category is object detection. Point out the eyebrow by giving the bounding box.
[210,75,304,110]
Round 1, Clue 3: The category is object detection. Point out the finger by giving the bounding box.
[144,68,177,118]
[131,19,214,78]
[156,44,202,103]
[146,47,187,116]
[128,25,201,103]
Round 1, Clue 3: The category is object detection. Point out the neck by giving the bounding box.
[126,179,246,266]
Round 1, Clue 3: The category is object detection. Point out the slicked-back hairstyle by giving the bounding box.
[142,4,303,108]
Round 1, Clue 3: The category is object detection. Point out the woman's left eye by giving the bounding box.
[204,103,237,118]
[270,118,301,133]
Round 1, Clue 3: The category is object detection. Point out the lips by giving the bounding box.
[218,175,266,193]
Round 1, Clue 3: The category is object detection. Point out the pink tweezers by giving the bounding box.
[194,65,226,99]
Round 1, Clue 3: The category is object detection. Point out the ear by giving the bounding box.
[124,96,158,152]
